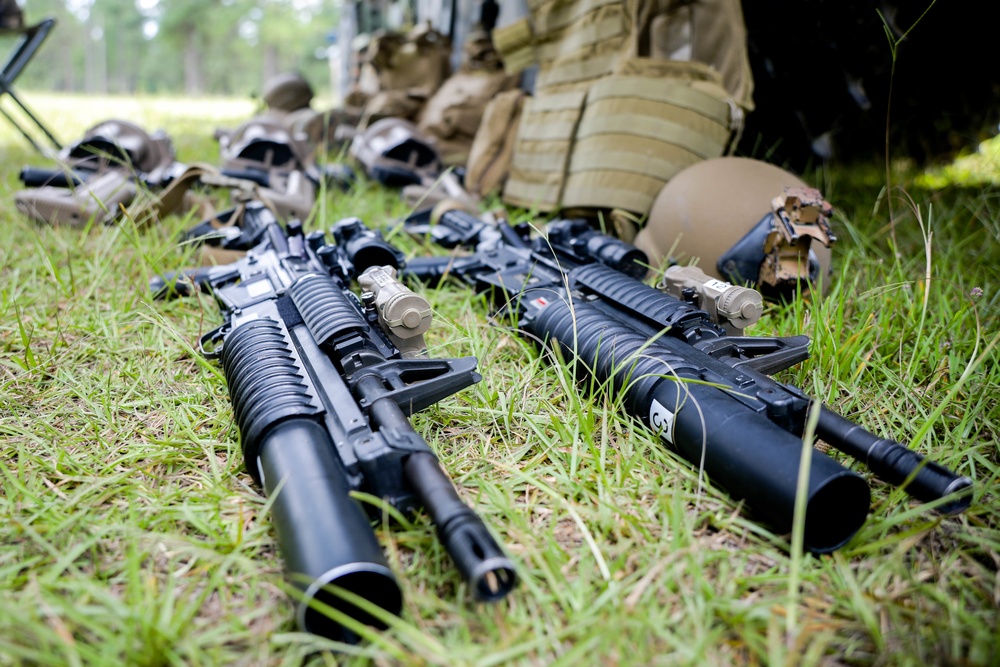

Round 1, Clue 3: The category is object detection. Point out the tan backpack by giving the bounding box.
[494,0,754,215]
[356,22,453,123]
[417,27,520,166]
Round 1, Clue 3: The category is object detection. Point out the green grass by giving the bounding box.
[1,93,998,666]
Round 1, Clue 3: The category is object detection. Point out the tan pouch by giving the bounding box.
[417,69,519,166]
[364,24,451,118]
[492,18,537,75]
[464,89,527,197]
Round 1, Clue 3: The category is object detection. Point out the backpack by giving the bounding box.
[416,27,520,166]
[355,22,453,122]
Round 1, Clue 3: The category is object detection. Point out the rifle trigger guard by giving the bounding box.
[694,334,811,375]
[351,356,481,417]
[199,324,229,361]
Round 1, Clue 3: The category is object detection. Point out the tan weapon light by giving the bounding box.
[659,265,764,335]
[359,266,433,357]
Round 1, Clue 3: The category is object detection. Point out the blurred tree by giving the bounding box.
[254,0,339,95]
[9,0,338,98]
[158,0,225,94]
[10,0,86,91]
[87,0,146,93]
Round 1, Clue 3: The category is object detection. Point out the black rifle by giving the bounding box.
[402,210,974,554]
[153,203,516,641]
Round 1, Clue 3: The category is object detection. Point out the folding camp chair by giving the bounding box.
[0,16,61,154]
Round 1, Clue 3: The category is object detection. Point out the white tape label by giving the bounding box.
[245,279,272,298]
[704,278,732,292]
[649,398,675,443]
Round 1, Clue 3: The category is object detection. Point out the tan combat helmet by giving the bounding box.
[14,119,177,226]
[68,119,176,181]
[350,117,442,187]
[262,72,314,113]
[634,157,834,299]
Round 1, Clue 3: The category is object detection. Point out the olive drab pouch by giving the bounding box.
[464,88,527,198]
[496,0,754,216]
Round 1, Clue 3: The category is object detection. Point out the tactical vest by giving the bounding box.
[493,0,754,215]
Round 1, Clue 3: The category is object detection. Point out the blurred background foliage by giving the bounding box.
[13,0,339,98]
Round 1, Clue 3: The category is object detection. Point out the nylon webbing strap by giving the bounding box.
[518,118,584,141]
[531,0,623,35]
[526,90,589,113]
[534,11,625,64]
[511,146,570,173]
[535,51,620,89]
[567,142,702,179]
[503,177,562,210]
[561,171,675,212]
[586,76,731,122]
[577,98,729,140]
[576,96,730,140]
[577,112,728,159]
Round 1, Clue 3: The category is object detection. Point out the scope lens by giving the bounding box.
[595,241,647,278]
[352,242,401,274]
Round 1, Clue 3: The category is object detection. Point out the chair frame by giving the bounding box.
[0,17,61,154]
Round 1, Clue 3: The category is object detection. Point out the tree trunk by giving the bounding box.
[184,28,204,95]
[263,43,279,83]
